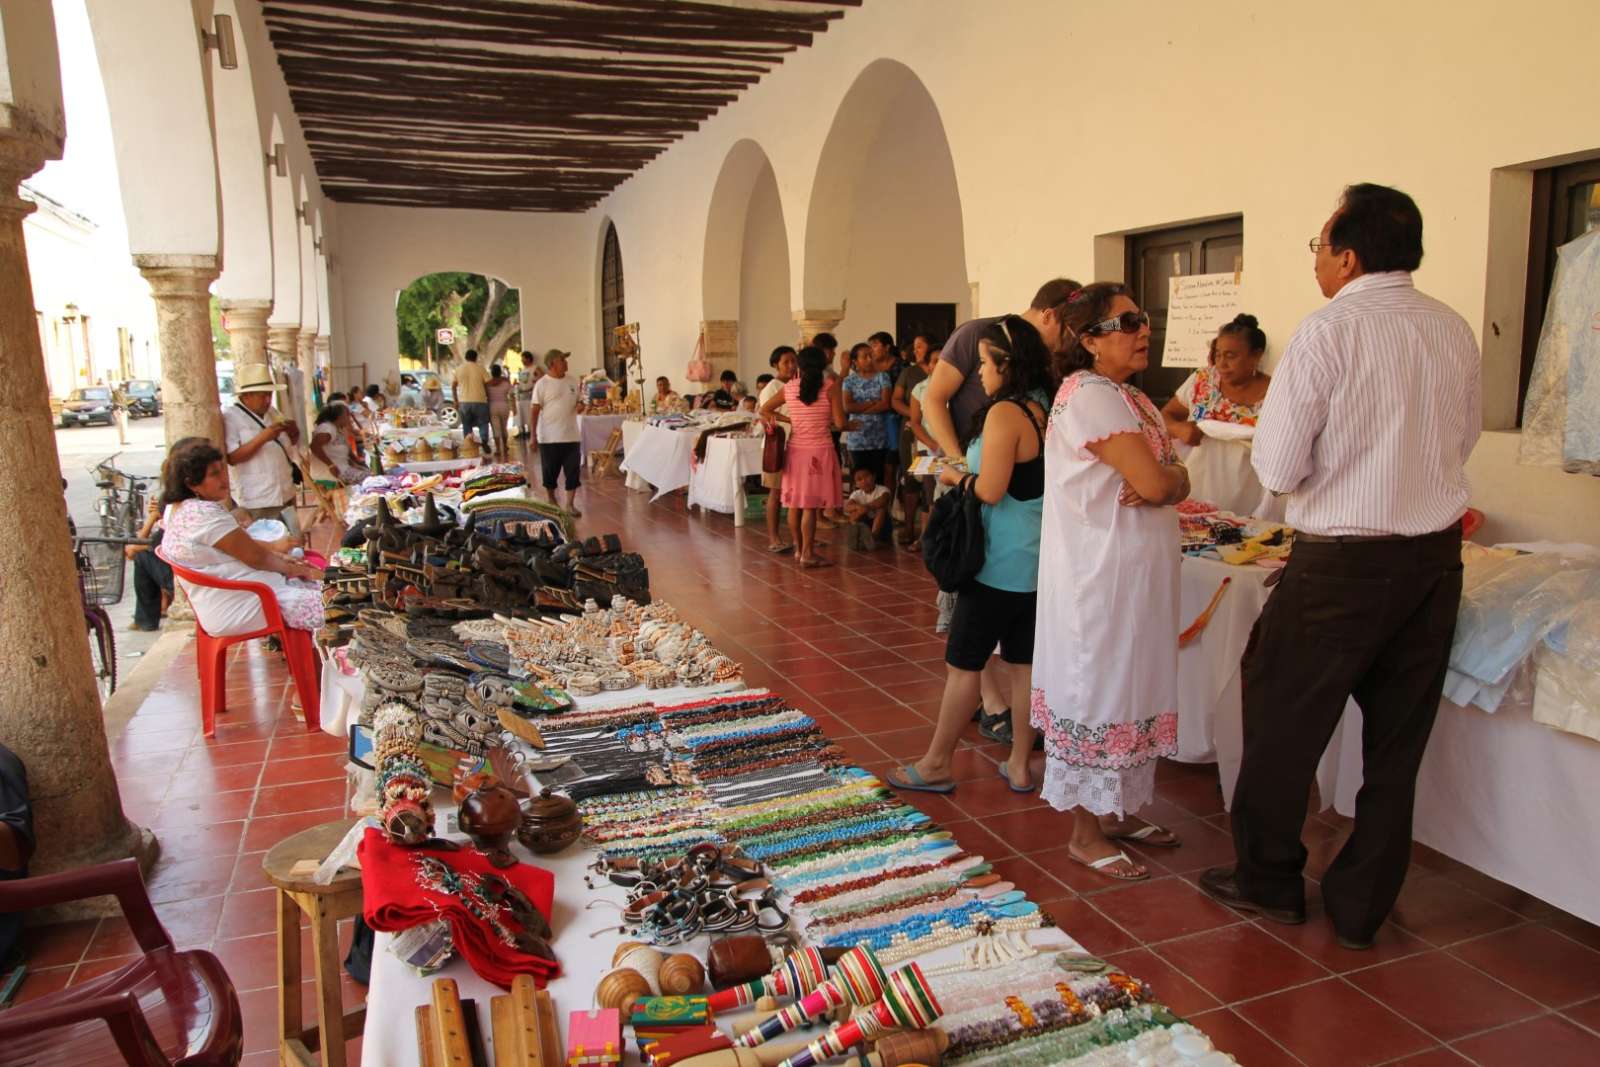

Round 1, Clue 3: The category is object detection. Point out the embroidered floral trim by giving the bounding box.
[1187,367,1261,426]
[1029,689,1176,769]
[1049,372,1176,464]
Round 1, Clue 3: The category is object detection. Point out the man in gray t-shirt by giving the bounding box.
[921,277,1082,455]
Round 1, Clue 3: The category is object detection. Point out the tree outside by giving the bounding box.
[209,295,230,360]
[396,272,521,370]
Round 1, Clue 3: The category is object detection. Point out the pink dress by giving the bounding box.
[780,378,842,510]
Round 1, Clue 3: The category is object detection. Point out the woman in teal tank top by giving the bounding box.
[888,315,1051,797]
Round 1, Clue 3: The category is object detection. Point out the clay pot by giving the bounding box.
[518,788,582,854]
[456,780,522,868]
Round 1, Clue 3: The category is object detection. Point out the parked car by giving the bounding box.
[59,386,117,427]
[117,378,161,418]
[407,369,459,427]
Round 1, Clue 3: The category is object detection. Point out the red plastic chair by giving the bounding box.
[156,547,321,737]
[0,858,243,1065]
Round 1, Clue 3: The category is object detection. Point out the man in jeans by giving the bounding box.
[452,348,492,448]
[1202,183,1481,949]
[223,363,302,537]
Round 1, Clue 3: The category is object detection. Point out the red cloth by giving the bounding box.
[358,827,561,988]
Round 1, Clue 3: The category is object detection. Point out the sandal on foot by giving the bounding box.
[768,542,795,553]
[998,763,1035,794]
[1107,822,1181,848]
[1068,847,1148,882]
[885,764,957,794]
[978,709,1012,744]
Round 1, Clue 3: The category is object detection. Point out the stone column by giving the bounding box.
[267,323,301,369]
[792,308,845,348]
[297,328,319,435]
[219,298,272,367]
[0,138,157,880]
[135,253,223,448]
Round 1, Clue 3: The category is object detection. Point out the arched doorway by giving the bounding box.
[599,222,626,385]
[803,60,968,347]
[393,271,522,405]
[702,139,791,384]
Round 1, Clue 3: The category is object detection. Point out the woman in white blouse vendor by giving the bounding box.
[159,439,325,635]
[1160,313,1272,515]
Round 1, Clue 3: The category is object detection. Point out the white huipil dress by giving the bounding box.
[1031,372,1181,816]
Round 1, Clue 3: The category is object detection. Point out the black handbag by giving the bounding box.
[920,475,985,592]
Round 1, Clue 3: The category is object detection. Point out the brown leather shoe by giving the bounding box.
[1199,866,1306,925]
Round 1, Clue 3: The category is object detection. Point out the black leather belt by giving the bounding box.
[1295,521,1461,545]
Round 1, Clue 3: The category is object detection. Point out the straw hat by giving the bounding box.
[236,364,285,394]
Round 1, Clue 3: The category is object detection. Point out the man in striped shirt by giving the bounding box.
[1202,184,1481,950]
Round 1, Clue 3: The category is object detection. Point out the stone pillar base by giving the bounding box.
[32,825,162,923]
[793,307,845,348]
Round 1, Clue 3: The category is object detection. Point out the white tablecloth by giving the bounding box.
[686,436,764,520]
[578,414,626,459]
[618,423,696,499]
[1174,555,1600,926]
[621,421,650,492]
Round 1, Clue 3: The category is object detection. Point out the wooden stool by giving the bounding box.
[263,819,368,1067]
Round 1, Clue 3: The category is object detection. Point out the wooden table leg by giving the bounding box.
[277,889,304,1065]
[310,894,349,1067]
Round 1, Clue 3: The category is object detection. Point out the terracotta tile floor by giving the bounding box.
[16,463,1600,1066]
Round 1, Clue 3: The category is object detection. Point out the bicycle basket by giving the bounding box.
[78,540,127,606]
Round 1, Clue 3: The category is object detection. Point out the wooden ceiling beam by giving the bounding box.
[276,66,746,106]
[265,0,837,45]
[261,9,800,63]
[269,33,769,79]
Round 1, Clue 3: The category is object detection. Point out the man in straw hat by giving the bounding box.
[223,364,303,538]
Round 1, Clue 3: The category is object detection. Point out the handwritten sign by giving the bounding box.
[435,328,455,345]
[1163,273,1241,369]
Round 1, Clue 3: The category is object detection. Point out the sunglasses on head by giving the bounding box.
[1083,310,1150,336]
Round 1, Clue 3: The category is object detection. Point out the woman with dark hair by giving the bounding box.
[1161,314,1272,514]
[759,346,799,552]
[309,402,366,485]
[890,315,1049,795]
[160,439,325,636]
[842,342,891,482]
[763,345,850,567]
[1033,283,1191,881]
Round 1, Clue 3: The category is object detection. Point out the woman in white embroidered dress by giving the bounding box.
[161,439,325,636]
[1033,283,1191,881]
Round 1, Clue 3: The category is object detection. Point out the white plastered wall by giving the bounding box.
[330,0,1600,545]
[737,163,791,382]
[208,0,272,301]
[333,203,596,373]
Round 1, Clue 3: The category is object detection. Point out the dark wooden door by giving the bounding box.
[1128,218,1243,404]
[895,303,958,350]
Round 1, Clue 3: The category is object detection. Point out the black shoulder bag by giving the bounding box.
[235,402,303,485]
[920,472,985,592]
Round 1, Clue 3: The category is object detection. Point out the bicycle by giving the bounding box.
[74,534,144,703]
[91,452,153,539]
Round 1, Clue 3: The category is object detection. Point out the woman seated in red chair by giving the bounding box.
[160,438,325,634]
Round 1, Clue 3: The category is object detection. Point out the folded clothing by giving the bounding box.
[358,827,560,988]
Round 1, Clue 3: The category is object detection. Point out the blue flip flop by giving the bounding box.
[998,763,1036,794]
[886,764,957,794]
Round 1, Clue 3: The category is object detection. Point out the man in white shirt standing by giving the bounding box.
[528,348,585,516]
[222,364,303,538]
[1202,184,1481,950]
[514,350,539,439]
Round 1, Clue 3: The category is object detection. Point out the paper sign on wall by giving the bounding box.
[1163,273,1242,369]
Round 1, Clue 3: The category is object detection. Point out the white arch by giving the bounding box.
[801,59,968,318]
[84,0,218,256]
[266,113,300,326]
[702,139,791,379]
[209,0,272,300]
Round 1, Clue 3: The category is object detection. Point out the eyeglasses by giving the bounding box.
[1082,310,1150,336]
[1308,237,1332,253]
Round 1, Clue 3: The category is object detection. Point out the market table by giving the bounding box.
[621,420,650,492]
[1173,555,1600,927]
[578,413,626,462]
[618,423,696,498]
[358,803,1081,1067]
[686,435,764,526]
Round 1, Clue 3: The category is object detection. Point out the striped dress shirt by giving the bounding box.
[1252,272,1481,537]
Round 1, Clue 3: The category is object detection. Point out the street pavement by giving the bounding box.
[56,413,169,679]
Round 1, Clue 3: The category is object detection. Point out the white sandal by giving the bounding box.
[1108,822,1181,848]
[1068,847,1149,882]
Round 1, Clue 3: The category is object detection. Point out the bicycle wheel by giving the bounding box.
[86,610,117,702]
